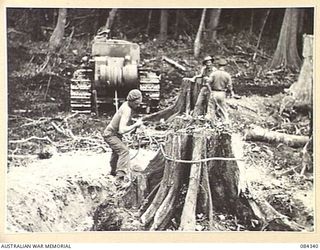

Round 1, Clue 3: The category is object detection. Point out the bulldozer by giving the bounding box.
[70,31,161,114]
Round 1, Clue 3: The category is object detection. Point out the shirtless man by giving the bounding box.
[103,89,143,184]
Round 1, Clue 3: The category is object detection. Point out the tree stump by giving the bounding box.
[139,123,255,230]
[281,34,313,112]
[126,77,306,231]
[143,78,202,122]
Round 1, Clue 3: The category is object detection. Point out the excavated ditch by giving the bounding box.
[6,149,154,232]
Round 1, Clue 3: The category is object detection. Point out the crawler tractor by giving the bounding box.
[70,33,161,114]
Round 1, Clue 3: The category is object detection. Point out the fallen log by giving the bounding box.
[244,125,309,148]
[162,56,186,72]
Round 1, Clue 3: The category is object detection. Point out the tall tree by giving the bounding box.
[30,9,44,41]
[194,9,206,58]
[49,8,67,51]
[159,9,168,41]
[249,10,254,35]
[174,10,181,38]
[287,34,313,109]
[270,8,304,71]
[208,9,221,41]
[253,9,271,60]
[105,8,118,30]
[146,10,153,35]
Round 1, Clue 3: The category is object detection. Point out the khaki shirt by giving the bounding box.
[200,66,218,78]
[207,69,233,92]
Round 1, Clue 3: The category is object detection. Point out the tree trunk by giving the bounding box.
[253,9,270,60]
[194,9,207,58]
[245,125,309,148]
[31,9,44,41]
[105,8,118,30]
[270,8,304,71]
[287,34,313,108]
[249,10,254,35]
[208,9,221,42]
[159,9,168,41]
[174,10,181,38]
[146,10,153,35]
[49,8,67,52]
[52,9,57,28]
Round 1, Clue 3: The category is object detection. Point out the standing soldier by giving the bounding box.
[103,89,144,186]
[206,58,234,123]
[192,55,217,82]
[191,56,217,116]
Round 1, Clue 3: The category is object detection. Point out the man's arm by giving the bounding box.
[191,66,206,82]
[205,75,212,93]
[118,107,143,134]
[226,74,234,97]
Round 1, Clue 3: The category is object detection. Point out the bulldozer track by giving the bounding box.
[70,69,93,113]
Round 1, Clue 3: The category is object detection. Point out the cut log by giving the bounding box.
[245,125,309,148]
[162,56,186,72]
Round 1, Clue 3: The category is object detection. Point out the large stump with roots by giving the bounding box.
[139,120,254,231]
[126,78,305,231]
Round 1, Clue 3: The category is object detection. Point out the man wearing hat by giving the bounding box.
[103,89,144,185]
[206,58,234,122]
[191,56,218,116]
[192,55,217,82]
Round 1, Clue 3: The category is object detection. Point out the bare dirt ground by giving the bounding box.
[6,94,314,232]
[6,149,156,232]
